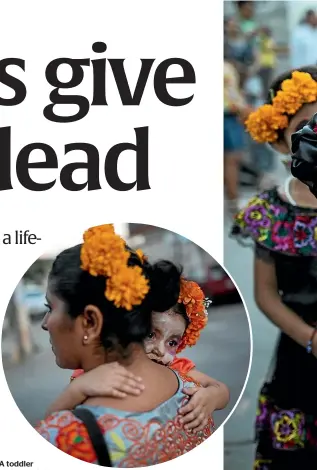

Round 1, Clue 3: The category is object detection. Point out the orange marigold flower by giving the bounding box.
[83,224,115,243]
[245,105,288,143]
[80,224,149,310]
[105,265,150,311]
[273,72,317,115]
[135,248,147,264]
[273,89,302,115]
[177,279,208,353]
[246,71,317,143]
[81,226,129,277]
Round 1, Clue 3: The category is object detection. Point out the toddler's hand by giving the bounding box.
[178,387,213,433]
[75,362,145,399]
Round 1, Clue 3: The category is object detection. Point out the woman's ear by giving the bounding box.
[271,139,289,155]
[81,305,103,344]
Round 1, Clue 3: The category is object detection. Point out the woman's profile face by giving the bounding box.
[144,311,186,366]
[42,288,83,370]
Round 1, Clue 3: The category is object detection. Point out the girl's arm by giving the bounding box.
[187,369,230,411]
[254,245,316,352]
[45,380,86,418]
[46,362,145,417]
[179,370,229,430]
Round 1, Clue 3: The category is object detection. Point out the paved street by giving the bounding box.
[3,302,250,429]
[223,183,283,469]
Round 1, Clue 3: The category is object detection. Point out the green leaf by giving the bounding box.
[109,432,126,452]
[110,451,126,462]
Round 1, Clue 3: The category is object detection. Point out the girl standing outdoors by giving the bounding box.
[232,66,317,469]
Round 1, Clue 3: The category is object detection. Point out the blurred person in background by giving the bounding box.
[224,16,255,87]
[257,27,276,97]
[231,66,317,469]
[233,0,279,191]
[257,27,289,101]
[236,0,257,38]
[291,9,317,69]
[224,52,251,215]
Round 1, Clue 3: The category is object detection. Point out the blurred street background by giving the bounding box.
[224,0,317,216]
[2,223,250,430]
[223,1,317,468]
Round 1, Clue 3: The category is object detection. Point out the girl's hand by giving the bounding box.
[75,362,145,399]
[178,387,214,433]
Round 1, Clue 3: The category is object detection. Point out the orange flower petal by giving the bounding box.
[177,279,208,353]
[80,224,149,311]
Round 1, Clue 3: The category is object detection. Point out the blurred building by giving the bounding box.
[127,223,215,281]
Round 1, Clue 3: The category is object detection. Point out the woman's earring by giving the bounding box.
[83,335,88,342]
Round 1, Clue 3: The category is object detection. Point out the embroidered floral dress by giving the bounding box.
[36,370,213,467]
[232,188,317,469]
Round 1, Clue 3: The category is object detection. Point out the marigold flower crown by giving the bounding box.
[80,224,149,311]
[245,71,317,144]
[176,278,210,353]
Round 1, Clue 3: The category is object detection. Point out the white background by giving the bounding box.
[0,0,225,469]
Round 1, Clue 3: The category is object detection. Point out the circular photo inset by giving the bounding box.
[2,223,251,467]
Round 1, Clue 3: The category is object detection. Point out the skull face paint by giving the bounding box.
[144,310,187,365]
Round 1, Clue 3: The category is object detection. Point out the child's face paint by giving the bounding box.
[144,310,187,365]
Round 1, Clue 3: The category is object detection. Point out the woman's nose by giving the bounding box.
[41,313,49,331]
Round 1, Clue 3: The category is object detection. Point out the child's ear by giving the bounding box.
[271,139,289,155]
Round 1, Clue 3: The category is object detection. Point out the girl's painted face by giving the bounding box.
[144,310,187,366]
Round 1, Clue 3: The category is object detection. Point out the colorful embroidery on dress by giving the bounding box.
[232,189,317,256]
[99,413,211,466]
[36,411,98,463]
[271,410,305,450]
[36,373,214,466]
[254,390,316,454]
[256,394,270,433]
[254,458,272,470]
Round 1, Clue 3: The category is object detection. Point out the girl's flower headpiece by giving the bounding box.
[80,224,149,311]
[245,71,317,143]
[177,278,210,353]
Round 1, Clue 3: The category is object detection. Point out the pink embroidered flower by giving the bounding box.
[271,221,295,252]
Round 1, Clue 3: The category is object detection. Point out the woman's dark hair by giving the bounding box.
[236,1,251,9]
[266,66,317,144]
[305,9,315,20]
[48,244,182,352]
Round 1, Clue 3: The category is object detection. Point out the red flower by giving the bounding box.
[177,279,208,353]
[56,420,97,463]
